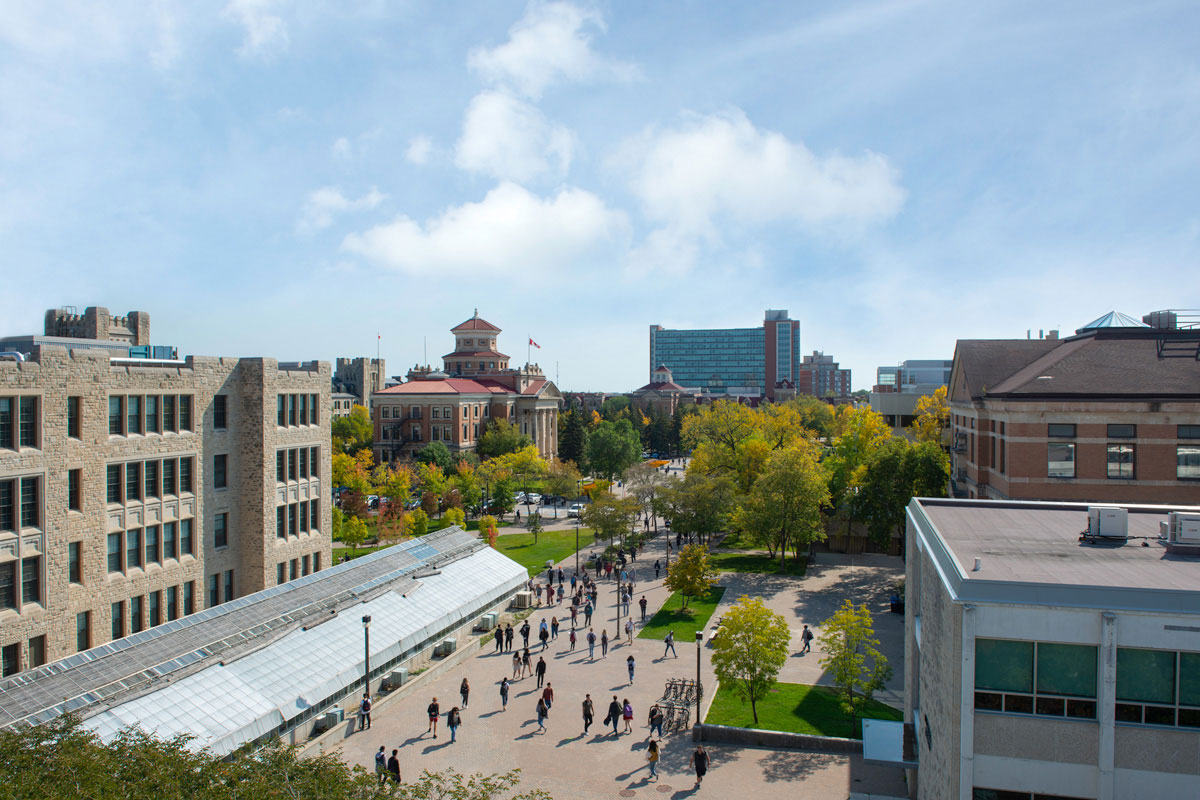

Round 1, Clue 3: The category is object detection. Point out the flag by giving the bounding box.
[529,337,541,349]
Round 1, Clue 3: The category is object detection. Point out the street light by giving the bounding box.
[695,630,704,727]
[574,516,582,576]
[362,615,372,694]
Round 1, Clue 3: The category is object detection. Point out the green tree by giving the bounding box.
[663,543,717,610]
[526,508,543,542]
[558,408,589,468]
[818,599,893,733]
[331,505,345,541]
[825,406,892,509]
[710,595,791,724]
[581,490,640,545]
[489,477,517,517]
[905,440,951,499]
[479,515,499,548]
[342,515,369,549]
[371,463,413,505]
[444,506,466,529]
[732,443,829,567]
[477,418,533,459]
[586,419,642,480]
[910,385,950,446]
[789,395,835,440]
[409,507,430,536]
[331,404,373,454]
[600,395,630,421]
[451,461,483,511]
[856,438,950,548]
[414,441,454,472]
[622,461,668,532]
[660,471,737,546]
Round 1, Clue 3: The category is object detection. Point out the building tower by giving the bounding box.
[443,310,510,377]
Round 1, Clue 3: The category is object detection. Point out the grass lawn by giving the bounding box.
[708,551,807,577]
[494,528,592,576]
[706,682,902,739]
[332,544,385,561]
[638,586,727,641]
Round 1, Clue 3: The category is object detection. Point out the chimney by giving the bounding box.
[1048,330,1059,340]
[1039,329,1044,339]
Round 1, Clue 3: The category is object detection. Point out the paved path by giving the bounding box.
[315,547,908,799]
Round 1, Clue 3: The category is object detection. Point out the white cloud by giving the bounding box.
[405,136,433,166]
[331,137,352,160]
[454,91,574,182]
[618,110,906,235]
[341,181,628,276]
[467,1,638,99]
[223,0,288,60]
[297,186,386,235]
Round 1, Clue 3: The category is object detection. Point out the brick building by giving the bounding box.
[0,307,330,674]
[796,350,852,400]
[372,312,561,463]
[948,310,1200,503]
[630,365,699,415]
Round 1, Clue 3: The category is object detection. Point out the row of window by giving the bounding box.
[1,635,45,677]
[1046,443,1200,480]
[450,361,504,373]
[0,476,39,532]
[277,393,319,427]
[0,396,38,450]
[110,581,198,643]
[277,500,319,538]
[107,457,195,504]
[380,405,500,420]
[0,556,41,611]
[1048,423,1200,439]
[276,552,321,584]
[974,638,1200,728]
[276,447,320,483]
[106,520,195,575]
[207,570,235,608]
[108,394,194,436]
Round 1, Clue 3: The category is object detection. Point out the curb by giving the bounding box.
[692,722,862,755]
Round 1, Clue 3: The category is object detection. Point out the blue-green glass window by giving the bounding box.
[976,639,1033,692]
[1037,643,1097,698]
[1117,648,1175,704]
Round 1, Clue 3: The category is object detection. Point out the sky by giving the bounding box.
[2,0,1198,392]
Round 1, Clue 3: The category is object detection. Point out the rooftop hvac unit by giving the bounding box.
[382,668,408,690]
[475,613,497,631]
[511,591,532,609]
[434,638,457,658]
[1161,512,1200,554]
[1088,506,1128,539]
[316,707,344,731]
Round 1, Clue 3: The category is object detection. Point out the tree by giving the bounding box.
[526,508,543,542]
[710,596,791,724]
[558,409,588,468]
[444,507,466,529]
[660,472,737,546]
[477,418,533,459]
[622,461,668,531]
[417,462,448,516]
[409,508,430,536]
[818,599,893,733]
[414,441,454,472]
[824,406,892,526]
[663,543,717,610]
[331,404,373,454]
[905,440,951,499]
[600,395,630,421]
[494,445,548,497]
[910,385,950,446]
[732,443,829,567]
[856,438,950,548]
[333,450,374,496]
[479,515,499,548]
[586,419,641,480]
[489,477,516,518]
[331,506,345,541]
[581,490,640,545]
[451,462,483,511]
[371,463,413,505]
[342,515,369,549]
[789,395,835,440]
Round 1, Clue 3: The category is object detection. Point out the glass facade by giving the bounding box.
[649,325,766,394]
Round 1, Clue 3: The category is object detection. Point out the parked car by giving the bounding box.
[567,503,585,518]
[524,493,542,505]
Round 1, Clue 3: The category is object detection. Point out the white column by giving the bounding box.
[959,604,975,800]
[1098,612,1117,800]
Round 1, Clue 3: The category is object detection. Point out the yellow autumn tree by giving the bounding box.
[910,385,950,446]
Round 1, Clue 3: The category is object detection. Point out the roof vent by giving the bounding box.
[1160,512,1200,555]
[1085,506,1128,540]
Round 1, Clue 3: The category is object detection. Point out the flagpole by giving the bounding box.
[527,335,530,366]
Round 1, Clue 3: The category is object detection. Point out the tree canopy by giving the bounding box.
[710,595,791,723]
[586,419,641,480]
[477,418,533,460]
[660,471,736,546]
[414,441,454,472]
[663,543,717,609]
[732,442,829,566]
[581,490,640,545]
[558,408,588,469]
[909,385,950,446]
[818,600,893,731]
[331,405,373,454]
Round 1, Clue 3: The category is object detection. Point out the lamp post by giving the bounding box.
[574,517,581,576]
[695,630,704,727]
[362,615,372,694]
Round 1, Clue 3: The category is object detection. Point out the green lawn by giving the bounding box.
[706,682,902,739]
[494,528,592,576]
[708,551,807,577]
[638,586,727,641]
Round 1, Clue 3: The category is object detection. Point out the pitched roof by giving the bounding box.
[635,381,688,393]
[451,311,501,332]
[949,339,1058,401]
[375,377,499,396]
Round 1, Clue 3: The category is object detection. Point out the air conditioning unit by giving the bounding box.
[475,613,497,631]
[1161,511,1200,554]
[382,668,408,690]
[1087,506,1128,539]
[316,707,344,731]
[511,591,532,609]
[434,638,457,657]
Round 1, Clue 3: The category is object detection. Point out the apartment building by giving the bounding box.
[797,350,852,400]
[0,307,331,674]
[947,311,1200,503]
[890,498,1200,799]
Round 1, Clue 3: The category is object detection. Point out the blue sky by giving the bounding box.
[2,1,1197,391]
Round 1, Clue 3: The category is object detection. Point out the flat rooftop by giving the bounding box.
[914,499,1200,611]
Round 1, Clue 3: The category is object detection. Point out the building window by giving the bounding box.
[180,457,193,493]
[1107,423,1136,438]
[68,396,81,438]
[1047,443,1075,478]
[130,595,143,634]
[277,395,286,427]
[145,395,159,433]
[0,398,12,449]
[1047,423,1076,438]
[109,396,123,436]
[146,526,160,564]
[224,569,234,602]
[289,559,298,581]
[126,529,142,570]
[69,541,83,583]
[0,643,17,677]
[277,562,286,584]
[127,395,141,435]
[27,635,45,668]
[111,601,125,641]
[208,574,219,607]
[310,394,318,425]
[299,394,307,426]
[288,449,297,481]
[310,499,319,532]
[214,394,227,429]
[181,519,193,555]
[432,407,440,419]
[300,501,309,533]
[1106,444,1135,479]
[163,522,177,560]
[179,396,192,431]
[1178,446,1200,480]
[277,506,286,538]
[310,446,319,475]
[974,638,1097,719]
[21,556,40,604]
[167,586,178,621]
[149,590,161,627]
[288,394,297,426]
[288,504,297,536]
[314,551,321,572]
[184,581,195,615]
[1179,424,1200,439]
[144,460,158,499]
[20,477,38,529]
[1117,648,1200,728]
[161,459,175,495]
[125,461,140,502]
[107,533,122,573]
[76,611,90,652]
[163,395,177,433]
[299,447,308,479]
[214,454,227,489]
[214,513,228,548]
[68,469,81,511]
[302,554,311,576]
[0,562,13,611]
[16,397,36,449]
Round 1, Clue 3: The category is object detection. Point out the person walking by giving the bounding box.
[570,604,578,629]
[426,697,440,738]
[521,647,533,678]
[582,693,595,733]
[539,625,550,652]
[626,654,636,684]
[584,601,593,626]
[520,620,531,649]
[648,704,665,738]
[558,567,565,585]
[545,583,554,606]
[536,697,549,732]
[505,623,514,652]
[512,651,521,679]
[606,696,622,736]
[387,749,401,785]
[460,677,470,709]
[690,745,711,786]
[654,560,660,580]
[448,706,462,743]
[569,628,577,651]
[647,738,660,781]
[500,677,510,711]
[664,630,677,659]
[542,682,554,710]
[625,618,633,645]
[601,629,609,657]
[556,584,565,605]
[494,625,504,652]
[375,746,387,785]
[622,698,634,734]
[587,628,597,660]
[535,656,547,688]
[800,624,814,654]
[358,693,372,731]
[639,595,648,622]
[551,616,560,640]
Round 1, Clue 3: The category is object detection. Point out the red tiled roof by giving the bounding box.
[452,315,501,332]
[376,378,500,396]
[520,379,547,395]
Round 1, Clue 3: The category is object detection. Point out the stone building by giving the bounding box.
[372,312,561,463]
[0,317,331,675]
[332,357,385,411]
[331,392,357,419]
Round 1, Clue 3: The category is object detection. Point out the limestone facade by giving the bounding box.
[0,347,331,673]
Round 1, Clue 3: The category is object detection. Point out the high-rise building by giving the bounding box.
[0,306,330,674]
[796,351,852,400]
[871,359,953,430]
[648,310,800,400]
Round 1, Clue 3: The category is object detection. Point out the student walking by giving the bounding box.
[375,746,387,784]
[521,648,533,678]
[460,678,470,709]
[495,625,504,652]
[426,697,440,738]
[448,706,462,743]
[625,618,633,645]
[556,584,564,604]
[648,704,665,738]
[505,623,514,652]
[569,628,577,651]
[664,630,677,658]
[601,629,609,657]
[654,560,661,580]
[587,628,597,660]
[551,616,560,640]
[800,624,814,654]
[647,739,660,780]
[542,683,554,710]
[539,625,550,651]
[536,697,549,732]
[512,651,521,679]
[582,693,595,733]
[639,595,648,621]
[500,677,510,711]
[520,620,531,648]
[626,654,636,684]
[690,745,711,785]
[358,694,372,731]
[387,749,401,784]
[535,656,547,688]
[606,696,622,736]
[622,698,634,733]
[570,605,578,629]
[584,602,593,626]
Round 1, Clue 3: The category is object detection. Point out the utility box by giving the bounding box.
[475,613,497,631]
[383,668,408,690]
[511,591,532,609]
[1088,506,1128,539]
[434,638,457,657]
